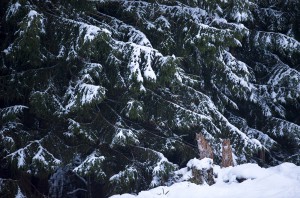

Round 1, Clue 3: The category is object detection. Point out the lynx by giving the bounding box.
[222,139,234,167]
[196,133,214,160]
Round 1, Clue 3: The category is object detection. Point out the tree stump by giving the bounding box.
[187,158,215,186]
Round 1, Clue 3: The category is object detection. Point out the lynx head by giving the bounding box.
[222,139,230,148]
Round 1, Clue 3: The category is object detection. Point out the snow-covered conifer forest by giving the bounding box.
[0,0,299,197]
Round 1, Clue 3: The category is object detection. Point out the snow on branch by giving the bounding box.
[79,23,111,43]
[0,105,28,120]
[5,1,21,20]
[268,64,300,95]
[73,151,106,179]
[4,140,61,171]
[150,149,178,187]
[65,63,106,112]
[254,31,300,60]
[214,50,255,100]
[266,118,300,143]
[111,121,140,147]
[19,10,46,35]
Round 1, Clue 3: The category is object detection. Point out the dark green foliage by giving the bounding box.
[0,0,299,197]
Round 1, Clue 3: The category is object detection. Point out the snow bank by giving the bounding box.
[110,162,300,198]
[216,163,270,183]
[187,158,213,170]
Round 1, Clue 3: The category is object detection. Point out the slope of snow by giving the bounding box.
[110,162,300,198]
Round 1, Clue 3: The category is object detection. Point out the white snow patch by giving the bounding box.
[17,149,26,168]
[80,24,100,42]
[0,105,28,119]
[111,121,140,147]
[79,24,111,43]
[111,162,300,198]
[78,83,104,105]
[233,11,249,22]
[15,187,26,198]
[20,10,46,34]
[187,158,213,170]
[32,145,61,166]
[6,1,21,20]
[28,10,38,18]
[73,151,105,176]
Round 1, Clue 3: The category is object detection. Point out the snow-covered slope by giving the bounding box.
[111,161,300,198]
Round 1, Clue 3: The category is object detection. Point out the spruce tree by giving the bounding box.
[0,0,299,197]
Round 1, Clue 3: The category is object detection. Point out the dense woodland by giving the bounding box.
[0,0,299,197]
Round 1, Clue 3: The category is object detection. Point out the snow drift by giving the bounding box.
[111,159,300,198]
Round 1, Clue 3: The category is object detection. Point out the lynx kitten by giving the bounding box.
[196,133,213,160]
[222,139,234,167]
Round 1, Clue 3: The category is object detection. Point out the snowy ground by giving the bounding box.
[110,161,300,198]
